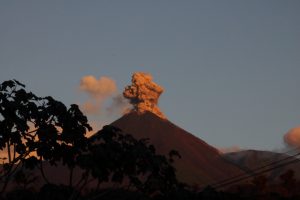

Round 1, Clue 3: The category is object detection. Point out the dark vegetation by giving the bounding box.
[0,80,300,200]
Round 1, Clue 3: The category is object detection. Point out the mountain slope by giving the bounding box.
[110,111,243,186]
[223,150,300,181]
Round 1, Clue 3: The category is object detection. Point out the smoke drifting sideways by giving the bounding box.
[80,75,117,100]
[78,75,131,136]
[123,72,166,119]
[284,127,300,148]
[79,75,130,116]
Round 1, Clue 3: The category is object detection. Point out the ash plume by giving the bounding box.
[78,75,117,115]
[79,75,117,99]
[123,72,166,119]
[78,75,130,119]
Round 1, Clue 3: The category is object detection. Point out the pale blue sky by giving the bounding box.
[1,1,300,151]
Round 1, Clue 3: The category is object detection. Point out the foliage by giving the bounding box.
[78,125,181,196]
[0,80,181,200]
[0,79,91,192]
[3,171,300,200]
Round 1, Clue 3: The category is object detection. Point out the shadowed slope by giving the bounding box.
[224,150,300,181]
[110,111,243,186]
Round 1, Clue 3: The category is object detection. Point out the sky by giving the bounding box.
[1,1,300,152]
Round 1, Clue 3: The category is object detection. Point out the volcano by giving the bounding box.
[110,111,244,186]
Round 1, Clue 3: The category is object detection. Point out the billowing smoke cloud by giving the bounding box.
[284,127,300,147]
[218,145,242,154]
[79,75,117,115]
[123,72,166,119]
[79,76,117,99]
[78,75,131,120]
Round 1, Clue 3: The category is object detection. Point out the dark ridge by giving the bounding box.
[224,150,300,181]
[110,111,244,186]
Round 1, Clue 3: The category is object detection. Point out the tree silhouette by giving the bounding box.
[0,80,92,193]
[0,79,40,192]
[76,125,181,197]
[279,169,297,197]
[0,80,181,200]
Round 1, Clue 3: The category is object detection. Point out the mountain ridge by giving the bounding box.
[110,111,244,186]
[223,150,300,181]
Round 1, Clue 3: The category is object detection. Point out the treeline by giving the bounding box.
[3,171,300,200]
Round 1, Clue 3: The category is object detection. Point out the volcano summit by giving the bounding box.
[123,72,166,119]
[110,72,243,186]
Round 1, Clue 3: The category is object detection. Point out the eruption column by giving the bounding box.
[123,72,166,119]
